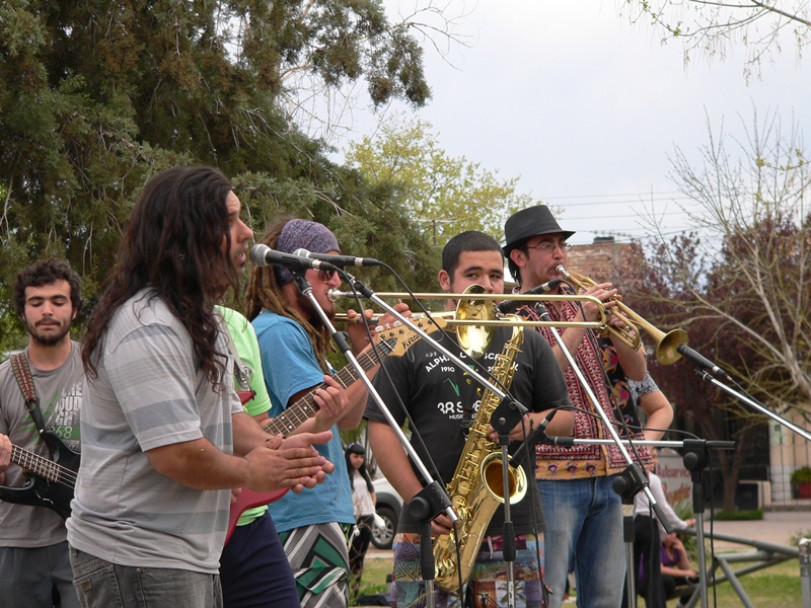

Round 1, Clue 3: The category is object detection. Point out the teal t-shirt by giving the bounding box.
[252,310,354,531]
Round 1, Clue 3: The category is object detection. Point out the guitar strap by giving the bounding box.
[10,353,49,437]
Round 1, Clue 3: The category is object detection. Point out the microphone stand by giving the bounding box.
[674,365,809,606]
[491,397,527,608]
[292,272,455,608]
[529,433,735,608]
[692,369,811,442]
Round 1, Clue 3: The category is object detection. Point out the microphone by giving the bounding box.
[249,244,339,272]
[293,248,382,268]
[677,344,731,380]
[497,279,563,314]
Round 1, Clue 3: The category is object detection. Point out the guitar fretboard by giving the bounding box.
[10,445,77,488]
[262,340,393,438]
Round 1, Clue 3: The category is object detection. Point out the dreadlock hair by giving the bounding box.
[245,214,333,373]
[82,166,238,389]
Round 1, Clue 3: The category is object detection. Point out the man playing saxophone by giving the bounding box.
[503,205,672,608]
[365,231,572,608]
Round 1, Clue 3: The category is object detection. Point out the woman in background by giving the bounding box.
[345,443,376,603]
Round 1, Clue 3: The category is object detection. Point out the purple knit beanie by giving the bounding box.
[274,219,340,284]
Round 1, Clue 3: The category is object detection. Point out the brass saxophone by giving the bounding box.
[433,321,528,592]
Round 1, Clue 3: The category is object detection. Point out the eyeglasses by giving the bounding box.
[525,240,571,253]
[316,269,339,282]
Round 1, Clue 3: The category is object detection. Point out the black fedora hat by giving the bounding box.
[503,205,575,255]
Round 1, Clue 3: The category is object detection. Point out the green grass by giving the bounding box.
[354,555,806,607]
[689,560,803,607]
[356,556,393,598]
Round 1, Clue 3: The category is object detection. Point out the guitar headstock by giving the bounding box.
[375,317,448,358]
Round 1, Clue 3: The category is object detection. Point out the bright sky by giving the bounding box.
[324,1,811,247]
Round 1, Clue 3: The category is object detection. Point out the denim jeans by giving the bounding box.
[537,476,625,608]
[69,547,222,608]
[0,541,80,608]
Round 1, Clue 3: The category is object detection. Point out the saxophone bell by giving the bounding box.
[482,452,528,505]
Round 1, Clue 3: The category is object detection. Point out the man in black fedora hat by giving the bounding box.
[503,205,651,608]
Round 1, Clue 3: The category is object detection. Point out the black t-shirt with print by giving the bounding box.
[365,325,570,536]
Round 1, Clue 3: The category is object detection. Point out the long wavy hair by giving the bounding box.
[82,166,238,389]
[244,214,332,372]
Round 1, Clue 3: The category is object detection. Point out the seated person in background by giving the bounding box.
[631,384,686,608]
[660,531,699,608]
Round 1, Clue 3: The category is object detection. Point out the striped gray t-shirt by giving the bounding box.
[67,290,241,573]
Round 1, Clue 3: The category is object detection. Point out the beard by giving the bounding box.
[295,291,333,329]
[27,319,71,347]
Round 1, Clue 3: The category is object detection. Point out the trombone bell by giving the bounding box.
[454,284,493,359]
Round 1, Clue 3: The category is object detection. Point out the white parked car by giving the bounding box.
[371,475,402,550]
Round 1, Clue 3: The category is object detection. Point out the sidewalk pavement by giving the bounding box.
[699,509,810,552]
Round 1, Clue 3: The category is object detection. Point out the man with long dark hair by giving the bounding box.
[66,166,334,607]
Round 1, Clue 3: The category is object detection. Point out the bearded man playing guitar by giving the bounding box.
[0,258,84,608]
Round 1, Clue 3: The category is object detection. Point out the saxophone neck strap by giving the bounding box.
[10,353,48,434]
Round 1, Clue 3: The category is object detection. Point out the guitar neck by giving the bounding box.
[262,348,380,438]
[10,445,75,488]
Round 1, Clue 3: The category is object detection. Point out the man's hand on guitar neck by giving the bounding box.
[0,434,9,483]
[310,375,349,433]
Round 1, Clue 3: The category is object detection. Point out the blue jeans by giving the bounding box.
[69,547,222,608]
[538,476,625,608]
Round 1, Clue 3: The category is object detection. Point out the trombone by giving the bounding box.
[328,289,609,329]
[556,264,688,365]
[330,285,608,359]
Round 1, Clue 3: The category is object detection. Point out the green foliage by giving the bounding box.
[345,118,538,248]
[0,1,437,333]
[790,466,811,484]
